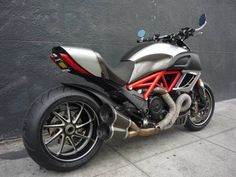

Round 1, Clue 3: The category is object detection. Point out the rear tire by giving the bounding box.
[23,86,103,171]
[185,83,215,131]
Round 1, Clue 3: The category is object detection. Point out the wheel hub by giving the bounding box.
[65,124,75,135]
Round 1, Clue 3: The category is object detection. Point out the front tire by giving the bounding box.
[185,83,215,131]
[23,86,103,171]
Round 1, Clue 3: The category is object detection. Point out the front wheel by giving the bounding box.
[23,86,103,171]
[185,83,215,131]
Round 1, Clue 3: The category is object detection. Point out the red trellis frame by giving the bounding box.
[127,71,181,100]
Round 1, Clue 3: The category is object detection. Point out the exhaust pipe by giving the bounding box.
[156,88,191,130]
[128,121,160,138]
[162,93,191,130]
[97,87,191,140]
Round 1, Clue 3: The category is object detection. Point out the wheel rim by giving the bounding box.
[41,101,99,162]
[190,88,213,126]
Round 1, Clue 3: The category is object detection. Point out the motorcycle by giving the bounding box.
[23,14,214,171]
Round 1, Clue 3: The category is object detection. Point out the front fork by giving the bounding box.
[197,79,207,104]
[190,79,207,115]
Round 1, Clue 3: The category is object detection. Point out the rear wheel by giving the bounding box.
[23,86,103,171]
[185,83,215,131]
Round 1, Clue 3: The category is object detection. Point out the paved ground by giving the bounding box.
[0,99,236,177]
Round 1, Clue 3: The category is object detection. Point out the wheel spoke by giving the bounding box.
[53,112,69,123]
[75,134,96,144]
[73,103,84,124]
[67,136,77,152]
[73,133,89,139]
[45,128,63,145]
[43,123,65,128]
[57,133,65,155]
[66,103,71,123]
[76,118,95,129]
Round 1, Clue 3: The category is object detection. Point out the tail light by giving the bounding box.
[50,53,91,76]
[50,54,70,71]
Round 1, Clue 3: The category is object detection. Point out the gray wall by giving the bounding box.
[0,0,236,140]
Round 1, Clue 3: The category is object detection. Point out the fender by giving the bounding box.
[62,83,117,107]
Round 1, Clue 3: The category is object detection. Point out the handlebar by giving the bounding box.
[137,21,207,44]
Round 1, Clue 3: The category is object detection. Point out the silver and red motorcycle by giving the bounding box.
[23,14,214,171]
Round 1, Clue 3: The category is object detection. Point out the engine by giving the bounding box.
[148,96,168,122]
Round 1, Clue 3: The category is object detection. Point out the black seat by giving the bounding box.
[95,44,153,85]
[96,54,135,85]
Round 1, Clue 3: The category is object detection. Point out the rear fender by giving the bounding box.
[62,83,117,107]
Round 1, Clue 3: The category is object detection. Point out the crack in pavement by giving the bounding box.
[0,149,28,160]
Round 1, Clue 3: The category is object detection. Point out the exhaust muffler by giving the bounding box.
[97,104,131,140]
[97,87,191,141]
[97,103,161,140]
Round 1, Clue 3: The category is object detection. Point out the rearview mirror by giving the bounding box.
[199,14,206,26]
[137,29,146,38]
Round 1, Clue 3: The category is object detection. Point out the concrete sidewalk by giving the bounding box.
[0,99,236,177]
